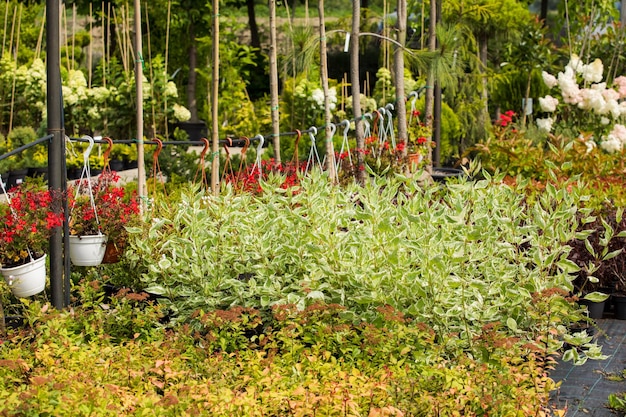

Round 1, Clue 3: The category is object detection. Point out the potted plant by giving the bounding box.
[68,170,139,265]
[406,109,433,172]
[0,180,64,297]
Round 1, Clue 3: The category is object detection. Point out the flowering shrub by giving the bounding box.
[223,159,303,194]
[407,109,434,161]
[536,55,626,153]
[68,170,139,240]
[0,182,64,268]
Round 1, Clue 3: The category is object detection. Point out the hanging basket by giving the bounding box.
[0,254,47,298]
[69,234,108,266]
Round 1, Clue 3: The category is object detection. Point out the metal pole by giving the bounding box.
[134,0,146,206]
[46,0,66,309]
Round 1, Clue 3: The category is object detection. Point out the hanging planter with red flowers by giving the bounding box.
[68,137,139,266]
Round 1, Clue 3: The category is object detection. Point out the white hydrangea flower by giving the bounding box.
[173,103,191,121]
[538,95,558,112]
[542,71,558,88]
[610,123,626,142]
[582,59,604,84]
[578,88,606,113]
[601,87,620,102]
[68,69,87,90]
[310,88,325,108]
[613,76,626,98]
[63,85,78,105]
[536,117,554,133]
[87,107,100,119]
[567,54,584,74]
[601,116,611,125]
[584,139,596,154]
[600,134,622,153]
[163,81,178,98]
[605,100,621,119]
[558,67,582,105]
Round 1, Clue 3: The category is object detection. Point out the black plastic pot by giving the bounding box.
[431,168,466,183]
[612,294,626,320]
[67,168,82,180]
[28,166,48,181]
[7,168,29,189]
[109,159,124,172]
[579,298,606,319]
[123,160,138,170]
[177,121,208,142]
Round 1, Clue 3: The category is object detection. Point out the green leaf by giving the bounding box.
[602,248,622,261]
[583,292,609,303]
[144,285,167,295]
[306,290,325,300]
[506,317,518,332]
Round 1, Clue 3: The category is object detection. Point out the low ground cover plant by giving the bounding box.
[0,284,563,416]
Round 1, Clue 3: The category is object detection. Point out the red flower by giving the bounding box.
[0,183,64,267]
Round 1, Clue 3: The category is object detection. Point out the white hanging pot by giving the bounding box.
[69,234,108,266]
[0,254,47,297]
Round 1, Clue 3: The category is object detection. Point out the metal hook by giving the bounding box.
[240,136,250,156]
[223,137,233,158]
[153,138,163,161]
[102,137,114,167]
[82,135,95,164]
[385,103,395,112]
[199,137,210,159]
[328,123,337,138]
[253,134,265,153]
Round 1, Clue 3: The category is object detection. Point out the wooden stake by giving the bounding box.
[210,0,220,195]
[9,4,21,133]
[2,0,9,58]
[35,6,46,60]
[318,0,336,183]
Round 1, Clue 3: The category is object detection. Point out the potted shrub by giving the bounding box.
[68,170,139,266]
[406,109,433,172]
[0,180,64,297]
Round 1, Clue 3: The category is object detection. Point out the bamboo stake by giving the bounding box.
[9,4,21,133]
[133,0,147,208]
[35,6,46,60]
[395,0,408,157]
[318,0,336,183]
[164,0,171,140]
[62,2,69,72]
[2,0,9,58]
[112,6,127,74]
[351,0,366,185]
[144,2,157,138]
[210,0,220,195]
[71,3,76,69]
[269,0,281,162]
[88,3,92,87]
[7,5,15,61]
[104,1,108,88]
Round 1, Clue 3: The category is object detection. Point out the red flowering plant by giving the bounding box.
[407,109,434,168]
[67,170,140,242]
[0,181,64,268]
[224,159,304,194]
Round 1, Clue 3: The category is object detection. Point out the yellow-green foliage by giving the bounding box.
[0,285,563,416]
